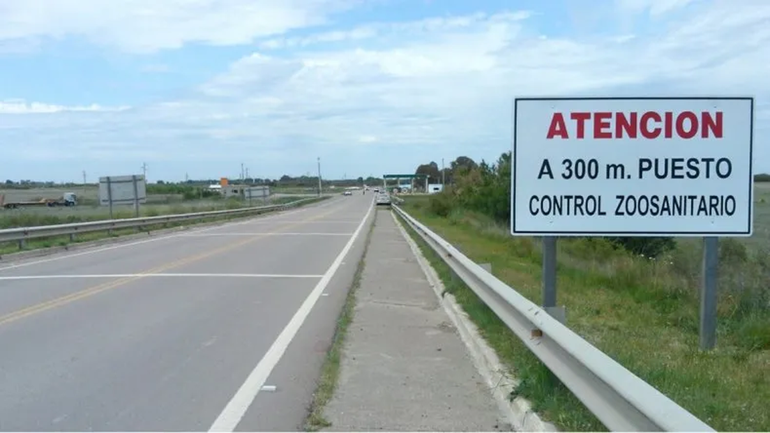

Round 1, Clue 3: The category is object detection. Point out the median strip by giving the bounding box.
[0,273,325,280]
[304,207,378,431]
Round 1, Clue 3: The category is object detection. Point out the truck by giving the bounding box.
[0,192,78,209]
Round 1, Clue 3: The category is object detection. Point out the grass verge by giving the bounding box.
[0,197,328,256]
[304,208,378,431]
[393,210,601,431]
[396,197,770,432]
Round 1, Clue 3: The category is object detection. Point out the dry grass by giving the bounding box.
[400,192,770,432]
[0,196,323,255]
[304,208,377,431]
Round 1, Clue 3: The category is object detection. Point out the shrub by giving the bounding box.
[606,236,677,258]
[429,192,454,217]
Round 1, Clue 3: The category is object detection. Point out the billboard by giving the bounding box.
[511,97,754,236]
[244,186,270,200]
[99,175,147,206]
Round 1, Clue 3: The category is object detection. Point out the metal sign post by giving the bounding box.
[106,176,114,220]
[132,175,140,218]
[700,237,719,350]
[542,237,557,308]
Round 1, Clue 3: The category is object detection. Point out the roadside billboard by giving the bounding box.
[99,175,147,206]
[244,186,270,200]
[511,97,754,237]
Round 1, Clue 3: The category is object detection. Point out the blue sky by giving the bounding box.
[0,0,768,182]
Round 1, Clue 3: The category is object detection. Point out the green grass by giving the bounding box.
[395,211,601,431]
[0,195,303,229]
[0,196,327,256]
[304,208,377,431]
[397,195,770,432]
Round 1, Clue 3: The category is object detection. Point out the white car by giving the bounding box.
[375,193,391,206]
[343,191,352,196]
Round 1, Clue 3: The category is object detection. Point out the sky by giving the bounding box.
[0,0,768,183]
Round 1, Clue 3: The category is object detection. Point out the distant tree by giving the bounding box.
[415,161,441,183]
[4,180,13,185]
[451,156,477,174]
[755,173,770,182]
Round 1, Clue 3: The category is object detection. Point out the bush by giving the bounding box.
[182,188,220,201]
[429,193,454,217]
[606,236,677,258]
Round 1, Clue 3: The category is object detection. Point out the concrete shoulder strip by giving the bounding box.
[390,210,557,433]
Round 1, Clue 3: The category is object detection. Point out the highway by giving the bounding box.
[0,194,374,431]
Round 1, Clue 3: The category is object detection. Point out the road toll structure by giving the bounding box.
[511,96,755,350]
[382,174,429,193]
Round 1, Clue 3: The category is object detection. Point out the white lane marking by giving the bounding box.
[0,273,324,281]
[209,197,375,432]
[179,232,354,237]
[245,220,360,224]
[0,198,345,273]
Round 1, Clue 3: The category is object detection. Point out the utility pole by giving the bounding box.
[82,170,87,185]
[442,158,445,186]
[245,167,249,181]
[141,162,148,181]
[317,157,322,197]
[240,163,244,181]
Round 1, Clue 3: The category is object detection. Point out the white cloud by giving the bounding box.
[616,0,695,16]
[188,1,770,159]
[0,100,130,114]
[1,0,769,180]
[0,0,359,53]
[258,11,532,50]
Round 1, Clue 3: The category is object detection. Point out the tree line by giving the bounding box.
[415,152,704,257]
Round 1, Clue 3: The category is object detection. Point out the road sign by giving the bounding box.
[244,186,270,200]
[99,175,147,206]
[511,97,754,236]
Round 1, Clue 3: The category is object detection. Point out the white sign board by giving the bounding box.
[511,97,754,237]
[244,186,270,199]
[99,175,147,206]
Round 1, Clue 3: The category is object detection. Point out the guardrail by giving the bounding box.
[392,204,714,432]
[0,197,321,247]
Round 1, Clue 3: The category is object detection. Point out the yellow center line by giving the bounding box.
[0,200,353,327]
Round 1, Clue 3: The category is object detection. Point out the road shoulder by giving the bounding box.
[320,208,510,431]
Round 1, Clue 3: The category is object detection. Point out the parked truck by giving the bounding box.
[0,192,77,209]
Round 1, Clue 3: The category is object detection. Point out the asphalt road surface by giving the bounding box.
[0,193,375,431]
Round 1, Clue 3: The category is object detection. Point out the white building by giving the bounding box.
[427,184,443,194]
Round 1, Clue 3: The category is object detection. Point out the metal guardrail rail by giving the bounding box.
[0,197,319,245]
[392,204,715,432]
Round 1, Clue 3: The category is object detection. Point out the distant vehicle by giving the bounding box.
[376,193,391,206]
[343,191,352,196]
[373,188,380,193]
[0,192,77,209]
